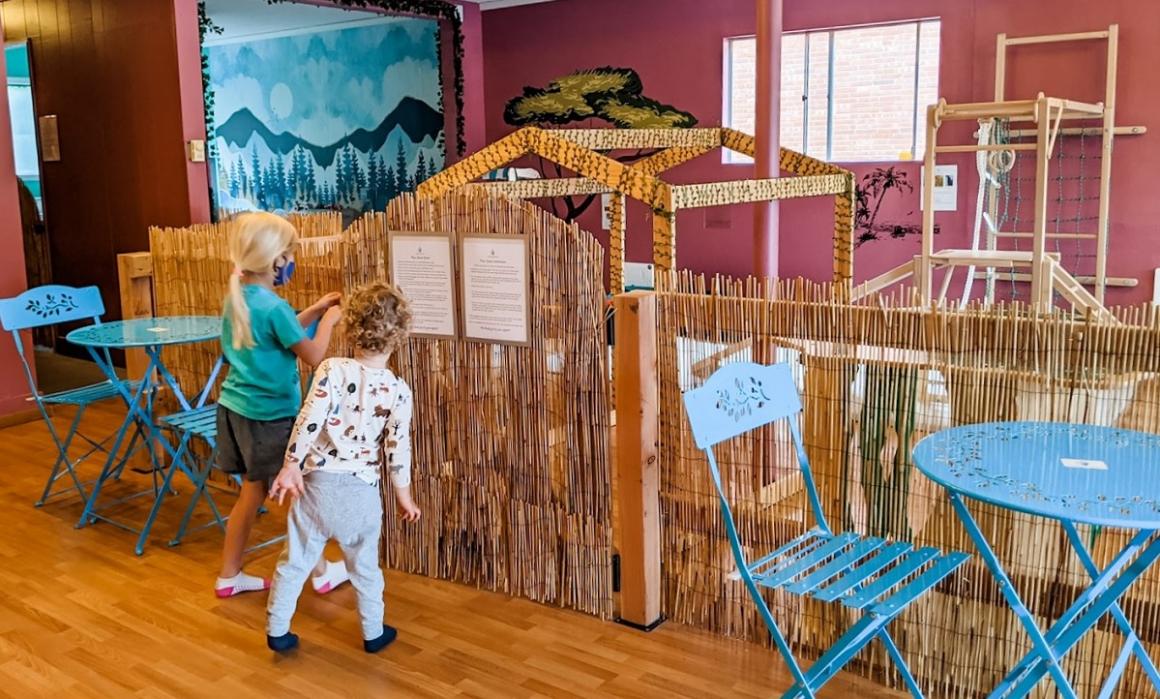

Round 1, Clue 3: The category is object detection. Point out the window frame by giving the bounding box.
[723,18,941,165]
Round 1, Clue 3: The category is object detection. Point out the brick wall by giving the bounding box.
[728,20,941,162]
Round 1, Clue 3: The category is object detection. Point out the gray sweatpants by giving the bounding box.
[266,471,384,640]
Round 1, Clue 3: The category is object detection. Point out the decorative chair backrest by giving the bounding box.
[0,285,106,332]
[682,361,830,534]
[0,285,108,397]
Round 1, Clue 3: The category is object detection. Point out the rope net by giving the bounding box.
[979,118,1105,304]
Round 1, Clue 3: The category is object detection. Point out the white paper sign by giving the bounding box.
[920,164,958,212]
[601,193,612,230]
[389,233,456,338]
[1061,457,1108,471]
[461,236,529,345]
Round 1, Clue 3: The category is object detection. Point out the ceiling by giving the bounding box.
[203,0,397,44]
[466,0,560,9]
[202,0,563,41]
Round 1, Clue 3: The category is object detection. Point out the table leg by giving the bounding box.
[991,527,1151,696]
[76,348,159,529]
[132,347,221,554]
[1064,521,1160,693]
[947,493,1078,699]
[1004,535,1160,697]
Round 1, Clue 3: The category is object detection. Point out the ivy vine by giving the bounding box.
[197,0,465,162]
[197,2,224,162]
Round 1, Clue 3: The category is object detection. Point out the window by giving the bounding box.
[724,19,940,163]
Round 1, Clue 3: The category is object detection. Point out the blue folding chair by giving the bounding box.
[0,285,143,507]
[165,318,323,552]
[682,362,969,698]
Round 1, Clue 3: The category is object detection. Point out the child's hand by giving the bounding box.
[313,292,342,310]
[321,305,342,328]
[269,466,305,505]
[395,488,421,523]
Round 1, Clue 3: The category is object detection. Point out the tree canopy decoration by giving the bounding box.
[505,67,696,130]
[503,67,697,221]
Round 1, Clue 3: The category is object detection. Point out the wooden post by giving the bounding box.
[608,192,627,295]
[1095,24,1118,305]
[613,290,662,631]
[117,252,154,380]
[753,0,782,278]
[919,104,939,301]
[1030,96,1052,310]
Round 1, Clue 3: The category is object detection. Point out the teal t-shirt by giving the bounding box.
[218,285,306,421]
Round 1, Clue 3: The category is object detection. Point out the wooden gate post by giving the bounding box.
[117,252,154,380]
[613,290,663,630]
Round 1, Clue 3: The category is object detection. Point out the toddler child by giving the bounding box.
[266,281,420,653]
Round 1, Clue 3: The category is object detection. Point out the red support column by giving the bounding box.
[753,0,782,278]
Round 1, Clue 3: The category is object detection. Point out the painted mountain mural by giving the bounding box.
[204,16,445,217]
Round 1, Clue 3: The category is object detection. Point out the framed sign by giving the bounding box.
[388,231,457,339]
[460,234,531,345]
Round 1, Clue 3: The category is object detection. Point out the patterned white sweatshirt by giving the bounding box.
[284,358,413,488]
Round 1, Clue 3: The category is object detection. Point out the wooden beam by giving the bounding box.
[117,252,154,381]
[972,271,1137,288]
[608,192,627,295]
[470,178,612,198]
[613,291,661,631]
[670,174,847,209]
[1004,30,1110,46]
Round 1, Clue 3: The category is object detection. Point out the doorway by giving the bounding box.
[5,41,104,392]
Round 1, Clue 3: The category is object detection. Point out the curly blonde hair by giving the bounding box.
[343,282,412,354]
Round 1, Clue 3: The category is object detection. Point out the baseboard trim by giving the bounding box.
[0,407,45,428]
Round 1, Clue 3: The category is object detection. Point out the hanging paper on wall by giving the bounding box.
[460,235,530,346]
[920,164,958,212]
[389,231,456,339]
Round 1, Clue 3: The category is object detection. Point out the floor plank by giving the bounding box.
[0,404,902,698]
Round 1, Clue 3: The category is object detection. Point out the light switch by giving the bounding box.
[187,139,206,163]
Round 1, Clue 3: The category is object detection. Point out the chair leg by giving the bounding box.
[170,453,226,547]
[134,431,195,556]
[38,405,86,507]
[879,629,924,698]
[781,611,890,698]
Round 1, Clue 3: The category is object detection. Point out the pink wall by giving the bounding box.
[482,0,1160,306]
[0,17,35,414]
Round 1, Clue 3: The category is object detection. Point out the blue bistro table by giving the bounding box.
[67,316,223,554]
[913,422,1160,699]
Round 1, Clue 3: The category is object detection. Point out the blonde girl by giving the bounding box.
[213,212,348,598]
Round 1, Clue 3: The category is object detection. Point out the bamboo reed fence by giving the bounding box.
[147,196,613,618]
[654,272,1160,698]
[355,193,612,615]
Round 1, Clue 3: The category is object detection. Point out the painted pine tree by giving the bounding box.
[394,141,410,194]
[414,152,429,187]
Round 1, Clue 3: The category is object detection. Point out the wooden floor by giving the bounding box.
[0,403,900,698]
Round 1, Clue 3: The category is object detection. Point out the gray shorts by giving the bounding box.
[215,405,294,483]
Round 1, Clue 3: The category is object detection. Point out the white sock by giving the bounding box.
[215,571,269,598]
[312,559,350,594]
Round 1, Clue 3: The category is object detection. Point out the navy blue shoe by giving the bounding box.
[364,625,398,653]
[267,632,299,653]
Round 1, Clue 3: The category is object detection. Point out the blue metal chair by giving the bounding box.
[0,285,143,507]
[682,362,969,699]
[165,318,323,552]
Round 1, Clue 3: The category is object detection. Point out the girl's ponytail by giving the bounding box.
[227,265,253,350]
[226,212,299,350]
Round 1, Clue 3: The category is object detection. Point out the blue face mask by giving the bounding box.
[273,260,295,287]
